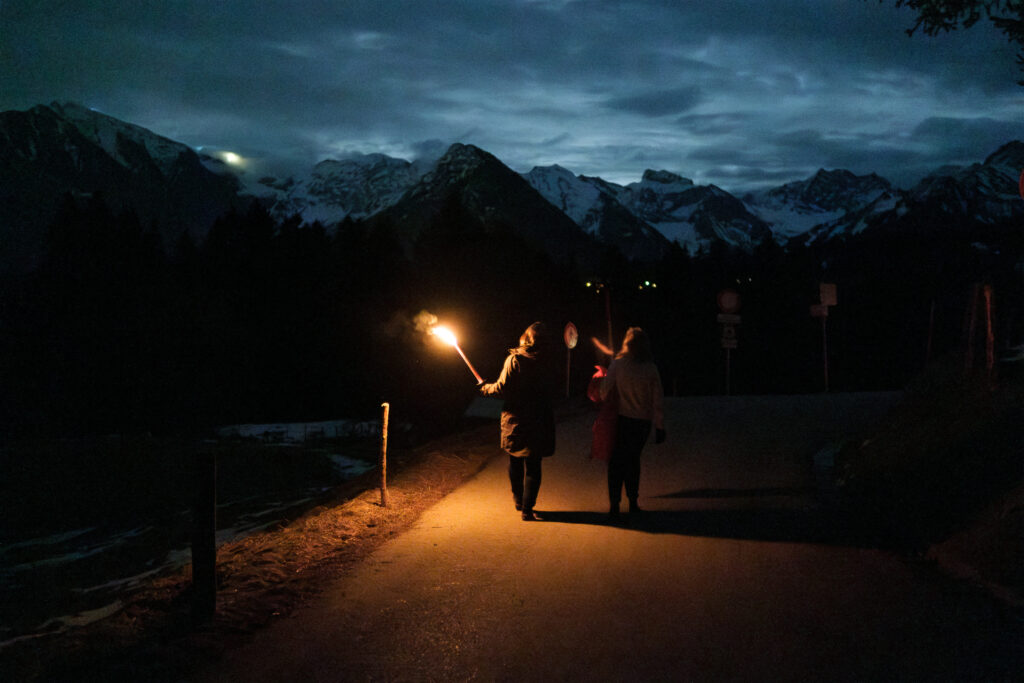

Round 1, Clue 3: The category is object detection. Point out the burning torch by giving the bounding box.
[431,325,484,384]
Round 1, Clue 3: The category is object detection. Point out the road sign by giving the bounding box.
[717,289,741,313]
[717,313,741,325]
[819,283,837,307]
[721,323,738,348]
[563,322,578,349]
[810,304,829,318]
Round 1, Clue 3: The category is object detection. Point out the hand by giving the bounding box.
[655,428,666,444]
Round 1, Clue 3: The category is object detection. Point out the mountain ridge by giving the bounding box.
[1,101,1021,274]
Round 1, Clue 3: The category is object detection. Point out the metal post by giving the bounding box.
[822,316,829,393]
[566,347,572,398]
[191,445,216,624]
[965,284,980,374]
[604,285,613,352]
[984,285,995,386]
[379,402,390,507]
[925,299,936,367]
[725,348,732,396]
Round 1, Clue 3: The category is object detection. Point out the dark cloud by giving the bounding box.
[1,0,1021,192]
[911,117,1024,159]
[605,86,703,117]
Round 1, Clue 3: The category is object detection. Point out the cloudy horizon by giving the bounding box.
[2,0,1022,193]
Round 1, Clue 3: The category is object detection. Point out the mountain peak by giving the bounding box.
[639,169,694,188]
[983,140,1024,169]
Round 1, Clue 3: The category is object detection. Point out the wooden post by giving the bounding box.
[379,402,390,507]
[191,444,216,624]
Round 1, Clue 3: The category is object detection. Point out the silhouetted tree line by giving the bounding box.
[0,190,1018,439]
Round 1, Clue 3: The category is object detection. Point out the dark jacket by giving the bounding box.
[479,336,558,458]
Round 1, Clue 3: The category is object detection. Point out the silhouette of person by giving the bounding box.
[479,322,559,520]
[600,326,665,521]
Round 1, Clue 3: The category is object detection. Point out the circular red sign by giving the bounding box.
[717,289,741,314]
[563,322,579,349]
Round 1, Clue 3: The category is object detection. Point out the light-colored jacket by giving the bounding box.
[601,357,664,430]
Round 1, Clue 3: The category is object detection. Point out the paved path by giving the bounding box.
[200,393,1021,681]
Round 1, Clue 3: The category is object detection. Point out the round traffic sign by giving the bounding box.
[563,322,579,349]
[717,289,741,313]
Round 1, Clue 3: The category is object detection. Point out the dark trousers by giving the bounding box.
[509,453,543,511]
[608,416,651,505]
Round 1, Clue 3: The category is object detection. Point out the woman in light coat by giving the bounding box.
[600,327,665,521]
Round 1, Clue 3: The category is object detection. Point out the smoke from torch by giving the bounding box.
[431,325,484,384]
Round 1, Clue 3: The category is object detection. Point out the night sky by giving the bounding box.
[1,0,1021,192]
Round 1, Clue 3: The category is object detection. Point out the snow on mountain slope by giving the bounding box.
[240,153,432,225]
[523,165,606,233]
[744,169,894,242]
[905,140,1024,221]
[49,102,195,177]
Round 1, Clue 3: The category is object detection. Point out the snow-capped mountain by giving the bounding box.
[525,166,770,254]
[743,169,895,242]
[242,153,431,226]
[905,140,1024,221]
[370,143,604,267]
[0,101,240,273]
[1,100,1021,276]
[522,165,671,261]
[799,140,1024,246]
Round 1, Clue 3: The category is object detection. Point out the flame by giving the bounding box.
[431,325,458,347]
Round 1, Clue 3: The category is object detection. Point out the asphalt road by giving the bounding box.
[199,393,1022,682]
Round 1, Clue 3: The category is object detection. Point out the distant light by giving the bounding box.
[222,151,243,165]
[644,280,650,286]
[585,281,592,287]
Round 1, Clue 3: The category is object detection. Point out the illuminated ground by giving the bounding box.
[196,393,1022,682]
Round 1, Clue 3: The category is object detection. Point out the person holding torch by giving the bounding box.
[478,322,559,521]
[600,326,665,522]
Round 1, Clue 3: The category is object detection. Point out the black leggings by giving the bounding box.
[509,453,543,511]
[608,416,651,505]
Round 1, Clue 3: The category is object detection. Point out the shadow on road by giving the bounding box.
[536,506,884,549]
[657,486,815,499]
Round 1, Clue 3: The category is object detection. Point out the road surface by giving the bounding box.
[199,393,1022,681]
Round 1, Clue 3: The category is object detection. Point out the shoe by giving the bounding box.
[628,500,643,515]
[608,504,620,523]
[514,502,523,511]
[521,510,537,521]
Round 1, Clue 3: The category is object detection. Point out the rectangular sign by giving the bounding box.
[820,283,837,307]
[716,313,741,324]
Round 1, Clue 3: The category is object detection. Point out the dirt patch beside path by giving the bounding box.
[1,424,502,682]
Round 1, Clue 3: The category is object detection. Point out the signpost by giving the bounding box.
[563,322,578,397]
[812,283,837,392]
[716,289,741,395]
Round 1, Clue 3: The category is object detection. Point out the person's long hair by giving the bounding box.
[512,321,551,356]
[616,326,653,362]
